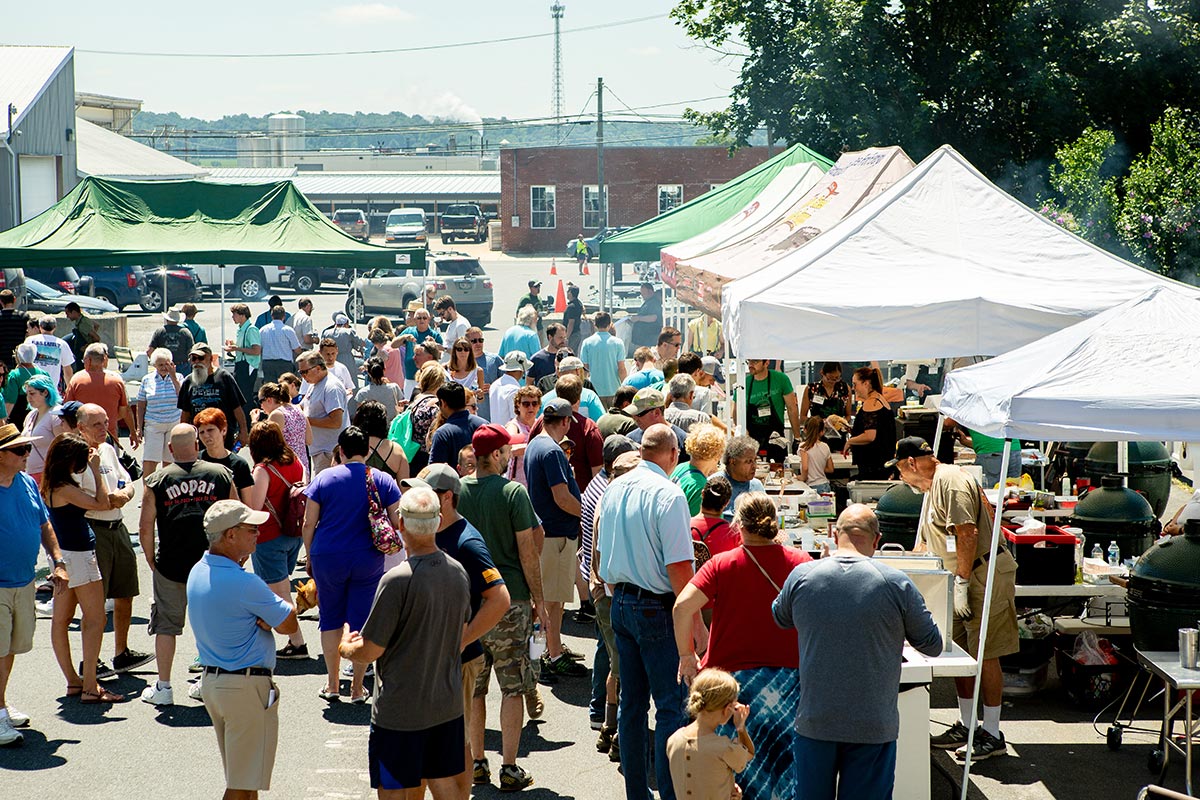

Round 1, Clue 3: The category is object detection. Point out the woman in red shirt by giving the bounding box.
[247,420,309,659]
[690,476,740,558]
[674,492,811,800]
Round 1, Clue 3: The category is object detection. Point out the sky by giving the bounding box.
[6,1,742,123]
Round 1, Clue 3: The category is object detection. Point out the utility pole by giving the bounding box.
[596,76,605,231]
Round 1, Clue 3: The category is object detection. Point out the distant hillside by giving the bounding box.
[129,109,756,162]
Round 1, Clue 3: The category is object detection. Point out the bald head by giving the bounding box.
[77,403,110,446]
[168,424,200,462]
[640,423,679,472]
[834,503,881,554]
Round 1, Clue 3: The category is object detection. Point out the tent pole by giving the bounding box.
[733,358,746,435]
[959,438,1011,799]
[932,413,945,458]
[219,265,226,348]
[1118,440,1129,487]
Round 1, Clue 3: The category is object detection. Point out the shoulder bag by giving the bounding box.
[366,467,403,555]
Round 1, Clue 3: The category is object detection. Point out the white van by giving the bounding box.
[384,208,428,245]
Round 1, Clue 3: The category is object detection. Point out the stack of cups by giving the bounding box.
[1180,628,1199,669]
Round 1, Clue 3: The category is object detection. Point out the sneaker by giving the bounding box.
[0,716,23,747]
[560,643,586,662]
[608,733,621,763]
[341,662,375,677]
[498,763,534,792]
[590,713,605,731]
[931,721,970,750]
[472,758,491,785]
[954,727,1007,761]
[525,688,544,719]
[187,680,203,702]
[571,602,596,623]
[104,598,115,613]
[547,655,588,677]
[188,656,204,674]
[596,725,615,753]
[5,707,29,728]
[112,648,155,673]
[276,642,309,660]
[81,659,116,680]
[140,683,174,707]
[34,600,53,618]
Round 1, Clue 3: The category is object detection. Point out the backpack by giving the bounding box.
[690,519,729,571]
[263,462,307,538]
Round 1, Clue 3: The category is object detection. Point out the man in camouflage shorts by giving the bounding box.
[458,424,549,792]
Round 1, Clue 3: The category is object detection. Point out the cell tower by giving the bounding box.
[551,2,565,123]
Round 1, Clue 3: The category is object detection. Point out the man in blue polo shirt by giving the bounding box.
[188,499,298,796]
[429,383,487,465]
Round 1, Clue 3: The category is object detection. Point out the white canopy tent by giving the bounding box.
[671,146,915,319]
[934,285,1200,794]
[722,145,1200,360]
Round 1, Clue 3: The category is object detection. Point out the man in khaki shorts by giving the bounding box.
[0,423,70,745]
[189,499,298,798]
[405,463,511,800]
[893,436,1019,762]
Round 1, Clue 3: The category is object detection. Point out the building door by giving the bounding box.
[19,155,58,222]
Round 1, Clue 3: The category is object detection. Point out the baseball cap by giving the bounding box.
[612,451,642,477]
[204,500,269,535]
[885,436,937,468]
[628,388,665,416]
[52,400,83,421]
[528,279,542,288]
[542,397,573,420]
[502,351,530,373]
[189,342,213,357]
[404,463,462,495]
[472,424,512,459]
[602,434,639,470]
[557,356,585,373]
[701,356,721,376]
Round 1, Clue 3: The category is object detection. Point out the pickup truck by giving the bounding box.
[439,204,488,244]
[185,263,278,300]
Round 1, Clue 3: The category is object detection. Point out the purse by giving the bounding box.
[365,467,403,555]
[263,462,307,538]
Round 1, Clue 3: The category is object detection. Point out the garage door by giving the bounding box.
[19,155,58,222]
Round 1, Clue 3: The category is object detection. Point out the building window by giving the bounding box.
[582,185,607,229]
[531,185,556,229]
[658,184,683,215]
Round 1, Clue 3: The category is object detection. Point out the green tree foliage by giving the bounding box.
[1038,128,1122,246]
[671,0,1200,177]
[1116,108,1200,277]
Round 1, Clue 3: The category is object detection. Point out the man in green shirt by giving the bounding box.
[744,359,801,463]
[957,427,1020,489]
[457,424,549,791]
[180,302,208,344]
[226,303,262,423]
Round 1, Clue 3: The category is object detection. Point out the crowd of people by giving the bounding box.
[0,284,1020,800]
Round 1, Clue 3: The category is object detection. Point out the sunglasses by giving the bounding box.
[189,355,208,362]
[519,400,540,408]
[3,444,32,456]
[298,365,321,374]
[469,338,485,344]
[454,346,470,352]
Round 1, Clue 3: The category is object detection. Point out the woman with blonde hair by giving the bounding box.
[672,423,726,515]
[408,361,446,473]
[672,492,811,798]
[666,669,754,800]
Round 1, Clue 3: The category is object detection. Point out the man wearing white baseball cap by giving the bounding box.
[488,351,531,429]
[189,498,298,797]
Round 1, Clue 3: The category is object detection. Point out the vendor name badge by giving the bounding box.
[395,254,411,265]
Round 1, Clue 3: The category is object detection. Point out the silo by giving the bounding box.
[269,113,306,167]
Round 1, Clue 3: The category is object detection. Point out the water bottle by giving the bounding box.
[1091,543,1104,562]
[1107,541,1120,567]
[529,623,546,661]
[117,480,126,490]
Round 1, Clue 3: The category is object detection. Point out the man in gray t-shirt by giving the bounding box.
[299,350,348,475]
[773,503,941,799]
[340,487,471,794]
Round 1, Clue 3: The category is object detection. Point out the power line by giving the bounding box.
[602,83,654,124]
[77,14,663,59]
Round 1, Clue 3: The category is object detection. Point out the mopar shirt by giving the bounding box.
[144,461,234,583]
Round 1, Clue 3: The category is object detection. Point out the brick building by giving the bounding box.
[499,145,773,254]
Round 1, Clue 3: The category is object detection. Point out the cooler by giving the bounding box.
[1003,525,1077,586]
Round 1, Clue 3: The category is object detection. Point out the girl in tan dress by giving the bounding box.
[666,669,755,800]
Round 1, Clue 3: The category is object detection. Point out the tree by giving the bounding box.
[1037,127,1123,248]
[1116,108,1200,278]
[671,0,1200,178]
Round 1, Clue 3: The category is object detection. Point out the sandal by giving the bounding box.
[80,689,127,704]
[350,688,370,705]
[65,684,83,697]
[318,688,340,702]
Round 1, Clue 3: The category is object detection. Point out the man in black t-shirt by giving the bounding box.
[138,423,237,706]
[0,289,29,370]
[147,310,195,371]
[405,463,511,798]
[629,282,663,351]
[177,343,248,448]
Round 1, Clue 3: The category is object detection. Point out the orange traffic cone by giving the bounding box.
[550,257,558,276]
[582,262,590,275]
[554,280,567,313]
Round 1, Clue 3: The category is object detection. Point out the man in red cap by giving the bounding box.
[457,424,549,792]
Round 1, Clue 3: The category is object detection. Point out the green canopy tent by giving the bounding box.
[0,176,424,270]
[596,142,833,264]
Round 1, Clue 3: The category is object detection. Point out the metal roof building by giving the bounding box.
[75,117,208,180]
[205,168,500,233]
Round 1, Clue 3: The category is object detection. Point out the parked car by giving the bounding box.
[0,269,27,309]
[25,277,118,315]
[345,251,493,328]
[332,209,370,242]
[568,225,632,258]
[439,204,487,244]
[186,264,274,301]
[35,267,87,295]
[80,265,149,311]
[384,208,428,245]
[139,266,203,312]
[279,265,350,293]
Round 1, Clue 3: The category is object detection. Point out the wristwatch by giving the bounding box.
[53,558,66,568]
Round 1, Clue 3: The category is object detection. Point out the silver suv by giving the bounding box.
[332,209,370,241]
[345,251,493,328]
